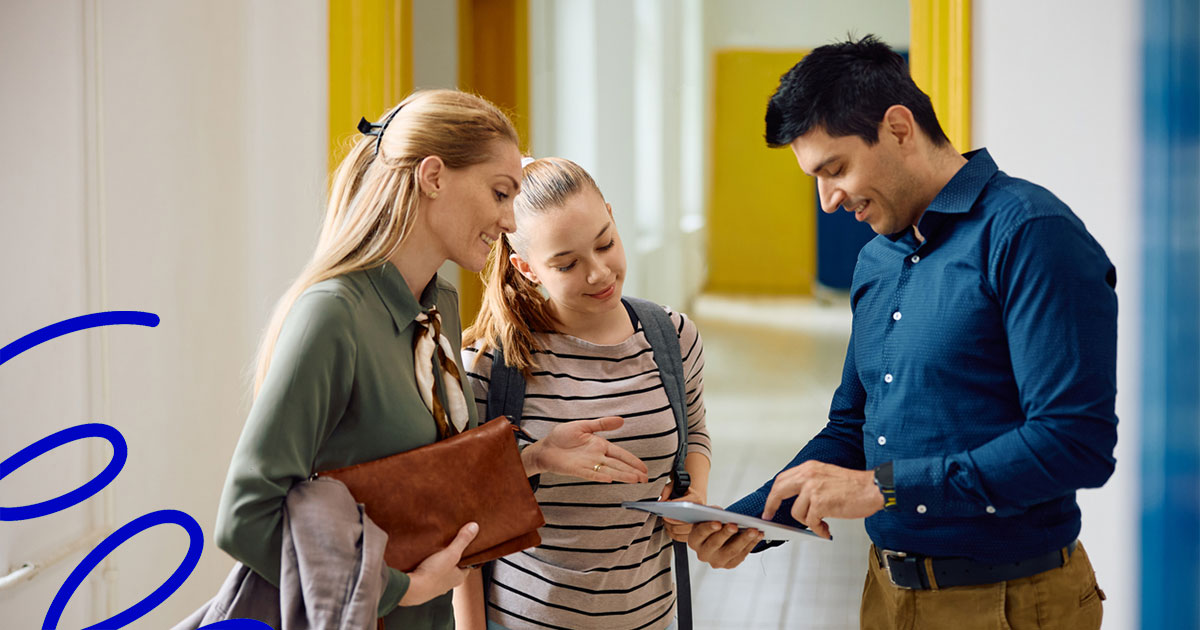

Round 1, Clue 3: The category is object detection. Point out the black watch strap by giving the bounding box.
[874,461,897,511]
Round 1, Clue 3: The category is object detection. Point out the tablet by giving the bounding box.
[621,501,824,542]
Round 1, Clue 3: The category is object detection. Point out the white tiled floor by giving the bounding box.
[685,294,870,630]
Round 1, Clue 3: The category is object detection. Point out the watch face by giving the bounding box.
[874,462,895,488]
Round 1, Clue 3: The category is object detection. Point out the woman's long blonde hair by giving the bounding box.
[463,157,603,375]
[254,89,518,393]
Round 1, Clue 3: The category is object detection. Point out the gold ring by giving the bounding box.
[593,462,603,472]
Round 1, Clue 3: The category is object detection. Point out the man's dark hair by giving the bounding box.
[765,35,950,148]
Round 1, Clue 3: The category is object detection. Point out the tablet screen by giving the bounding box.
[621,501,824,542]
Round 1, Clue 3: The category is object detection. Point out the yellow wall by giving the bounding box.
[457,0,529,327]
[328,0,413,172]
[706,5,972,296]
[707,50,817,295]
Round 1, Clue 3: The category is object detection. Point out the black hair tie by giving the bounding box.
[357,104,403,156]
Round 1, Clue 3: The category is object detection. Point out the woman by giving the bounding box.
[214,91,649,630]
[458,157,713,630]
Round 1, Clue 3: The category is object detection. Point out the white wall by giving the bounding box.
[0,1,325,627]
[703,0,910,49]
[411,0,464,291]
[974,2,1142,629]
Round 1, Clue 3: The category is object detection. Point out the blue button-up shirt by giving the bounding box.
[729,149,1118,563]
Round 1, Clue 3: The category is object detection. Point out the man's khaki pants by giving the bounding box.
[860,542,1105,630]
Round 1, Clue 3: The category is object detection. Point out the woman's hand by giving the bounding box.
[522,416,649,483]
[657,481,708,542]
[399,522,479,607]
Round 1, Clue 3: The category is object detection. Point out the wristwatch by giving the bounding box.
[873,461,897,511]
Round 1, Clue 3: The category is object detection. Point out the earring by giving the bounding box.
[428,191,439,199]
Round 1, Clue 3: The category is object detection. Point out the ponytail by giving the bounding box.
[463,234,557,376]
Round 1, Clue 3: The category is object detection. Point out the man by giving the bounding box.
[687,35,1116,629]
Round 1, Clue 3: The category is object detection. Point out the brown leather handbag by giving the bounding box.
[317,416,545,573]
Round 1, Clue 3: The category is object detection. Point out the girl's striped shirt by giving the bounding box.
[462,305,709,630]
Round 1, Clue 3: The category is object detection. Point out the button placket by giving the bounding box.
[880,251,913,396]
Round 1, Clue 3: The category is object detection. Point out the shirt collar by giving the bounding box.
[923,148,997,218]
[893,148,997,245]
[365,261,441,334]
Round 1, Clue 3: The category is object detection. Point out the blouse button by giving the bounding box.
[911,255,921,264]
[892,311,902,321]
[877,435,887,446]
[986,505,997,514]
[884,373,894,384]
[916,504,927,514]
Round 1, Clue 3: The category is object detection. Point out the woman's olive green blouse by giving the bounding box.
[214,262,480,630]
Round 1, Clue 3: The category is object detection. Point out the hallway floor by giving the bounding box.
[686,294,870,630]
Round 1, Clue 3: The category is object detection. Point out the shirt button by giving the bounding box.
[986,506,996,514]
[884,373,894,383]
[910,255,920,264]
[916,504,927,514]
[892,311,902,321]
[877,435,887,446]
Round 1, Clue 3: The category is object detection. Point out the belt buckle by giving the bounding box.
[881,549,914,590]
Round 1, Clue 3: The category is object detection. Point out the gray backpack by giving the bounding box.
[487,296,693,630]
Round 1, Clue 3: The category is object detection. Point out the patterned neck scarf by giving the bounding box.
[412,307,469,439]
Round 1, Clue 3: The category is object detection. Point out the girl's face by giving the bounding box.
[425,140,523,273]
[511,188,627,320]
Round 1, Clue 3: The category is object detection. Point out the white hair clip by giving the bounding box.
[521,156,536,168]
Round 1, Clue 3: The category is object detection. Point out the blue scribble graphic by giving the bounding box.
[2,312,272,630]
[0,423,127,521]
[0,310,160,367]
[44,510,202,629]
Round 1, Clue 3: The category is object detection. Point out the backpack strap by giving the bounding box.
[623,297,690,496]
[486,342,527,426]
[623,297,693,630]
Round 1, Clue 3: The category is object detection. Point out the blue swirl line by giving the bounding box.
[44,510,202,629]
[0,423,128,521]
[0,311,160,367]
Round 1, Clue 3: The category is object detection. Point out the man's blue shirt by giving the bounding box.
[729,149,1118,563]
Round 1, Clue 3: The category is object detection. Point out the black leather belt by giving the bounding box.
[873,541,1077,590]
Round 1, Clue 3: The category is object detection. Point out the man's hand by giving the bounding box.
[761,460,884,539]
[522,416,649,483]
[686,521,762,569]
[656,481,707,542]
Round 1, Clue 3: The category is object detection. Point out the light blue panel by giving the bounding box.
[1141,0,1200,628]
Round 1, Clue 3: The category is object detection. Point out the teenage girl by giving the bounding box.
[459,157,712,630]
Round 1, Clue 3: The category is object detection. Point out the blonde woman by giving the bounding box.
[213,91,649,630]
[458,158,715,630]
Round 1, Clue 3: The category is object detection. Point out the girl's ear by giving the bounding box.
[606,202,614,218]
[417,155,446,198]
[510,252,540,285]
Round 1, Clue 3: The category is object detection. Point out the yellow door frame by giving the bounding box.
[457,0,529,327]
[328,0,414,172]
[909,0,972,151]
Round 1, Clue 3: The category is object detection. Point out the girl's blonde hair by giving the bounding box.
[254,89,518,393]
[463,157,604,375]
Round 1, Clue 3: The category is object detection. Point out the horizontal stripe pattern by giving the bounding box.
[463,305,708,630]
